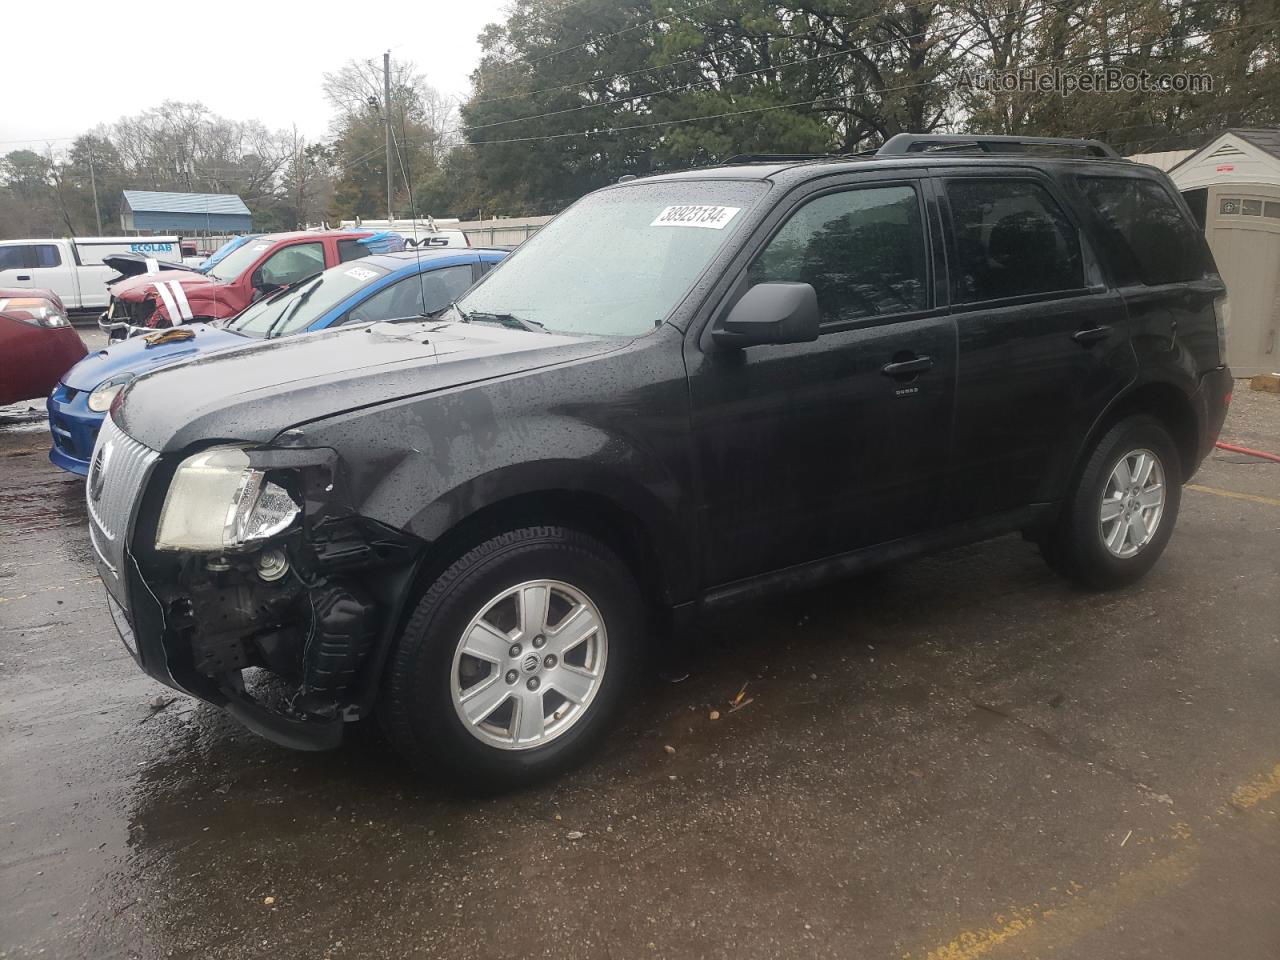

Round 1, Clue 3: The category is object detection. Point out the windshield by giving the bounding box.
[197,235,253,273]
[455,180,766,336]
[207,237,277,281]
[229,261,390,338]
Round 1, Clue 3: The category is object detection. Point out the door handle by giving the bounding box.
[15,274,30,281]
[881,355,934,377]
[1072,325,1111,346]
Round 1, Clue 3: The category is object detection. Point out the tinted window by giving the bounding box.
[33,244,61,268]
[346,265,474,324]
[0,246,29,270]
[946,179,1084,302]
[1079,176,1209,285]
[258,242,324,288]
[1182,188,1208,229]
[338,239,367,263]
[749,185,927,323]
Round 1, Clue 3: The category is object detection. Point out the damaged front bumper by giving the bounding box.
[89,419,423,750]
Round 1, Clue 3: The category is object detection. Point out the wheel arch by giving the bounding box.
[1078,379,1201,484]
[397,461,695,623]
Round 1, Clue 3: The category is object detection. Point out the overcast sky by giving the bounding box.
[2,0,512,153]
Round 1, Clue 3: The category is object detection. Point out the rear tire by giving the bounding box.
[382,526,644,789]
[1040,415,1182,589]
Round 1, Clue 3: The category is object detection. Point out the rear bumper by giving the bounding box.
[1191,364,1233,473]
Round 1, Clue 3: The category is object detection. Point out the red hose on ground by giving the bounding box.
[1216,441,1280,464]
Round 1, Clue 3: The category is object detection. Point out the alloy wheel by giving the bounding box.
[1099,448,1166,559]
[450,579,608,750]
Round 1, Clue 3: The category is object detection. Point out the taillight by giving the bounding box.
[1213,294,1230,365]
[0,297,69,328]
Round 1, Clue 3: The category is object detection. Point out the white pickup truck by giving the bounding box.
[0,236,184,311]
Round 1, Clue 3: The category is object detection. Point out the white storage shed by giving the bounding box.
[1166,130,1280,377]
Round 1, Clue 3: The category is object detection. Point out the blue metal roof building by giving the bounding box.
[120,190,252,233]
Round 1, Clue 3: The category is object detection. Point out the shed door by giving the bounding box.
[1206,187,1280,377]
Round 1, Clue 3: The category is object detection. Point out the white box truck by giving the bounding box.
[0,236,184,310]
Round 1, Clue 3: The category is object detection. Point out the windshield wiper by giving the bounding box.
[263,274,326,339]
[458,309,548,332]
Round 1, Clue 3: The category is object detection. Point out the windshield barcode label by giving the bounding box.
[650,205,741,229]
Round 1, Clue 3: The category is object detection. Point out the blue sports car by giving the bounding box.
[48,247,506,475]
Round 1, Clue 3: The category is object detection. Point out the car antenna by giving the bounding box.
[386,78,428,320]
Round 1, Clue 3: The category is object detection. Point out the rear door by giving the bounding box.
[686,172,958,586]
[936,169,1134,521]
[1074,173,1224,373]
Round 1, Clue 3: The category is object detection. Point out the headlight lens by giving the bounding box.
[155,446,300,552]
[87,374,137,412]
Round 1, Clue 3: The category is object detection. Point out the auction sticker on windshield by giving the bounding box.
[344,267,378,281]
[651,205,741,229]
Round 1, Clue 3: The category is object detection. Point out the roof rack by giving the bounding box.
[723,153,833,165]
[876,133,1122,160]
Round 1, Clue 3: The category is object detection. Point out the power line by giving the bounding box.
[471,0,978,106]
[466,19,971,132]
[465,0,1239,133]
[492,0,722,68]
[446,17,1278,149]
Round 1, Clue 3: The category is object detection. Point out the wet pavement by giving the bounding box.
[2,350,1278,959]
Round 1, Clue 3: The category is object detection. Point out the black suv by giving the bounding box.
[88,134,1232,785]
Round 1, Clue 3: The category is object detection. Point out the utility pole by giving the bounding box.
[88,152,103,235]
[384,50,394,225]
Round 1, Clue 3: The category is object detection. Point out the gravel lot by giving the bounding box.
[2,336,1278,960]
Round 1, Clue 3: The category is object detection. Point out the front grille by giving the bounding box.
[87,417,159,594]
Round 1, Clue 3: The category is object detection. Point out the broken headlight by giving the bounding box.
[155,446,300,552]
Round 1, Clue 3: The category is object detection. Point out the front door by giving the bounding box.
[0,244,36,291]
[686,178,957,587]
[938,172,1135,521]
[25,243,76,306]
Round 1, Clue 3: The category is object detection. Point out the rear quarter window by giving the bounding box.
[338,239,367,263]
[1078,176,1210,285]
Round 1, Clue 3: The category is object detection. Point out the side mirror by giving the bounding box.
[712,282,820,348]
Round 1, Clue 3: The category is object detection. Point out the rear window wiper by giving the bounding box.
[457,308,547,332]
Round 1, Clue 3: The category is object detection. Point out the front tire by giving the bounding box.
[1041,415,1182,589]
[383,526,643,788]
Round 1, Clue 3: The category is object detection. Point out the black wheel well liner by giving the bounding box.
[398,489,671,631]
[1083,381,1201,484]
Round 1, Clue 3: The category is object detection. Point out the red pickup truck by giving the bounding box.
[101,230,384,335]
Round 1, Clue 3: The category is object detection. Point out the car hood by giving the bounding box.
[104,252,204,278]
[116,320,622,453]
[62,323,251,390]
[110,269,224,300]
